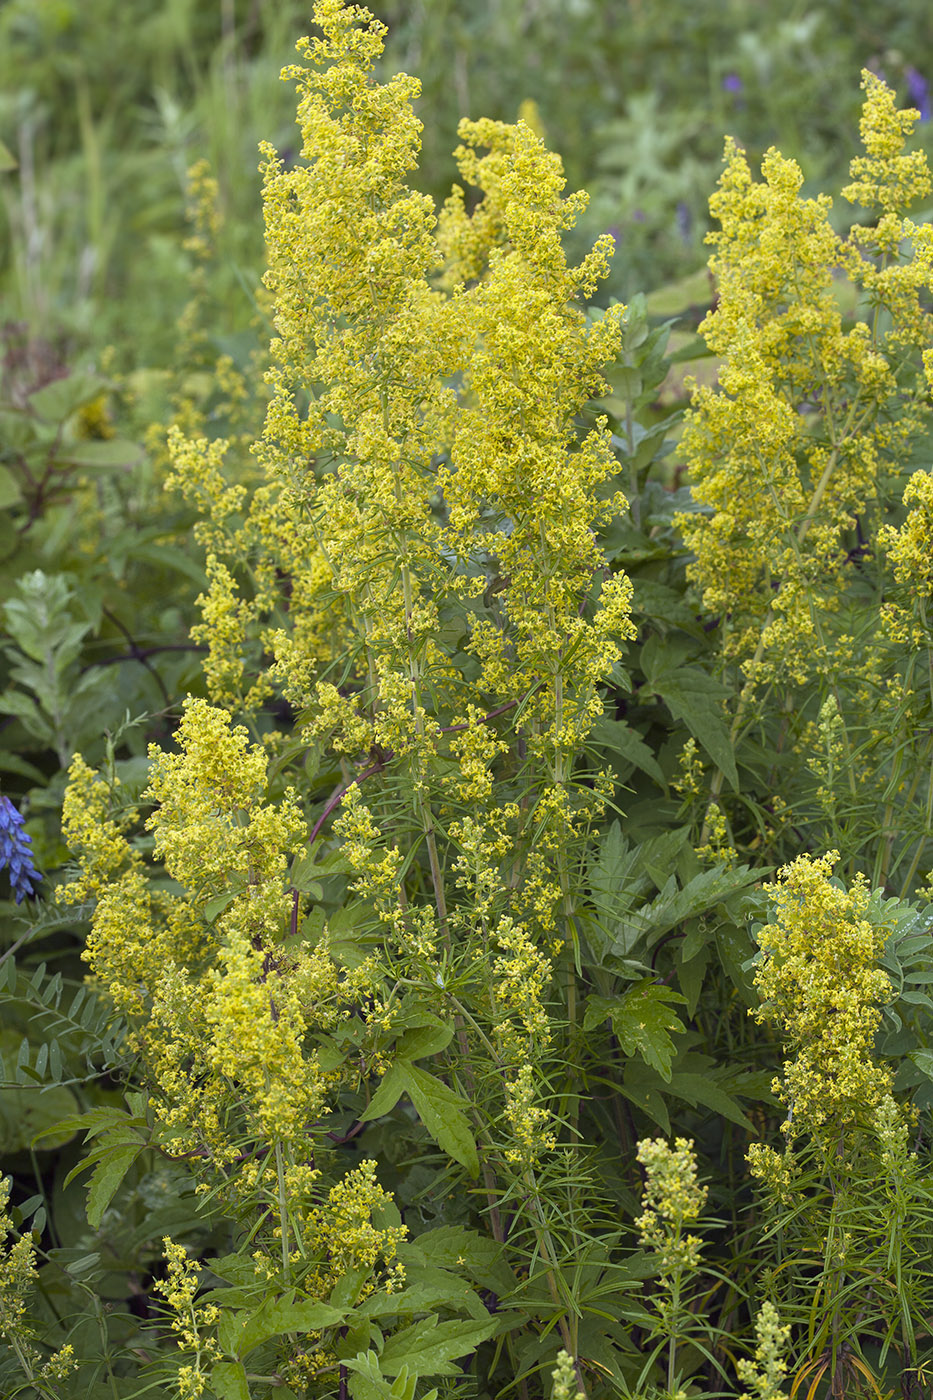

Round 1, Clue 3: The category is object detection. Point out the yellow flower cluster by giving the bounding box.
[736,1301,791,1400]
[678,71,933,694]
[750,852,895,1139]
[305,1160,407,1297]
[880,464,933,646]
[154,1238,222,1400]
[635,1137,707,1276]
[0,1179,77,1388]
[60,701,382,1164]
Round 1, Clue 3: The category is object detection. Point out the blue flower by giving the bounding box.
[0,796,40,904]
[906,66,931,123]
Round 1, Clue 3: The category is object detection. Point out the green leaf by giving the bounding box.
[398,1064,479,1177]
[358,1265,489,1321]
[398,1226,514,1296]
[86,1141,146,1228]
[0,1084,79,1153]
[204,889,241,923]
[588,716,666,786]
[359,1063,408,1123]
[0,139,17,172]
[58,438,142,472]
[378,1316,499,1378]
[0,465,22,509]
[641,646,738,788]
[594,981,686,1082]
[396,1022,454,1061]
[910,1049,933,1082]
[28,373,105,423]
[220,1296,346,1358]
[613,863,760,953]
[211,1361,252,1400]
[665,1071,753,1130]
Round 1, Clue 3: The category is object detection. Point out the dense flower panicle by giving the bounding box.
[241,0,635,1162]
[635,1136,707,1275]
[736,1302,791,1400]
[879,464,933,645]
[0,795,40,903]
[750,853,894,1137]
[678,71,933,692]
[61,0,638,1309]
[0,1178,77,1385]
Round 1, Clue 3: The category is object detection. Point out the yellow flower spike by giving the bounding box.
[749,852,900,1145]
[679,69,933,697]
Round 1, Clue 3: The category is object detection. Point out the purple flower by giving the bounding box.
[906,66,931,122]
[722,73,743,94]
[0,796,40,904]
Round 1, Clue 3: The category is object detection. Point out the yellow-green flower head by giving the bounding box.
[635,1136,707,1275]
[145,697,306,898]
[678,71,933,691]
[751,852,894,1135]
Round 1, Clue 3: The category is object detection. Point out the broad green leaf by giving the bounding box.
[593,981,686,1081]
[378,1316,499,1378]
[329,1266,369,1310]
[613,863,760,953]
[716,923,758,1006]
[910,1049,933,1082]
[28,372,104,423]
[396,1022,454,1061]
[0,465,22,509]
[620,1063,671,1133]
[588,716,666,786]
[641,644,737,788]
[221,1296,345,1358]
[204,889,241,923]
[359,1063,408,1123]
[58,438,142,472]
[86,1141,146,1228]
[211,1361,251,1400]
[343,1349,395,1400]
[398,1226,514,1295]
[651,668,737,788]
[0,1084,79,1153]
[399,1064,479,1177]
[645,267,715,319]
[358,1266,489,1321]
[676,943,709,1018]
[665,1071,753,1130]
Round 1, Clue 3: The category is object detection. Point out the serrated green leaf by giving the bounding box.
[220,1296,346,1358]
[85,1141,146,1228]
[398,1226,514,1296]
[589,716,666,786]
[665,1071,753,1130]
[399,1064,479,1177]
[600,981,686,1081]
[378,1316,499,1378]
[359,1063,408,1123]
[643,657,738,788]
[613,863,760,953]
[211,1361,252,1400]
